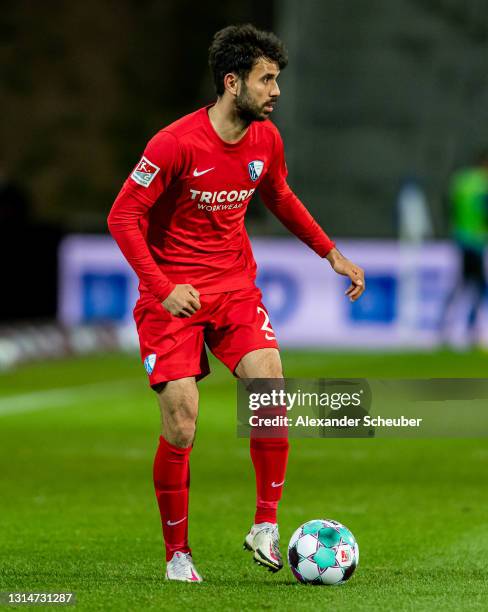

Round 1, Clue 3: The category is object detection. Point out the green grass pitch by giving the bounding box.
[0,350,487,611]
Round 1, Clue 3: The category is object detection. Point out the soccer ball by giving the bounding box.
[287,519,359,585]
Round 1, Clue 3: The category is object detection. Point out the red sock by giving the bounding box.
[153,436,192,561]
[250,437,289,524]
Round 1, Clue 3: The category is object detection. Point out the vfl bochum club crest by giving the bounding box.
[248,160,264,181]
[144,353,157,375]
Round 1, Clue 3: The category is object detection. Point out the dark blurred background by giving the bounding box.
[1,0,273,232]
[1,0,487,323]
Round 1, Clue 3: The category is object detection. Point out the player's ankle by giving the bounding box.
[254,514,278,525]
[166,548,191,561]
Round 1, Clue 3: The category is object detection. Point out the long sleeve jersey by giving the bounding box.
[107,105,335,302]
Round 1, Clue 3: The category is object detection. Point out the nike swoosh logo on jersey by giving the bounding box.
[193,167,215,177]
[166,516,187,526]
[271,480,285,488]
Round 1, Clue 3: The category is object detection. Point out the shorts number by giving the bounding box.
[257,306,276,341]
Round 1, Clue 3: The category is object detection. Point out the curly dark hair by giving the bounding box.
[208,24,288,96]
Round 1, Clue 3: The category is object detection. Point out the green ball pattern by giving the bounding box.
[313,547,336,569]
[318,527,341,547]
[302,520,324,535]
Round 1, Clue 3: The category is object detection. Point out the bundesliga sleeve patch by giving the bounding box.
[131,156,160,187]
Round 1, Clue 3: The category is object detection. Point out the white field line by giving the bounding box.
[0,379,142,417]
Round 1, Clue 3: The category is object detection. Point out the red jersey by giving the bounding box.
[108,105,335,302]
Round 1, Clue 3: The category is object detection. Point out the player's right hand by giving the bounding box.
[162,284,201,317]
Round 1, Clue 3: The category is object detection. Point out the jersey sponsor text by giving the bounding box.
[190,188,255,204]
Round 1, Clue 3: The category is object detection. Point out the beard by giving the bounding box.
[235,82,271,123]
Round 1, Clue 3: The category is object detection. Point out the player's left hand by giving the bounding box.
[326,248,365,302]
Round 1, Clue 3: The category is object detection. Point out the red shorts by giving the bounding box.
[133,285,279,386]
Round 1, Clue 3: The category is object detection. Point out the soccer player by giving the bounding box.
[108,24,365,583]
[438,150,488,346]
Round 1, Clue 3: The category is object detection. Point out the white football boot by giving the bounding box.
[165,551,203,583]
[243,522,283,572]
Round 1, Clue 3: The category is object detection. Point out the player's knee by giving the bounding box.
[267,364,283,378]
[161,395,198,447]
[257,360,283,379]
[164,395,198,422]
[267,352,284,378]
[172,422,196,447]
[164,404,196,447]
